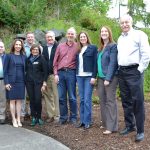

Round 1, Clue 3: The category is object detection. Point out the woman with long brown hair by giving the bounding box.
[4,39,26,127]
[97,26,118,134]
[76,31,97,129]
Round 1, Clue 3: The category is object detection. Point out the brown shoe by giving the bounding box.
[46,117,54,123]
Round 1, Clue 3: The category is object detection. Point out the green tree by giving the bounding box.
[127,0,150,27]
[0,0,48,32]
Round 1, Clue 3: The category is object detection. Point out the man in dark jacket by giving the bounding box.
[42,31,59,123]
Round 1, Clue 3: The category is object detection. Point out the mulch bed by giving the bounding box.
[5,101,150,150]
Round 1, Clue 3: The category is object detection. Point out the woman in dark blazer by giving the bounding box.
[25,44,48,126]
[97,26,118,134]
[76,31,97,129]
[4,39,26,127]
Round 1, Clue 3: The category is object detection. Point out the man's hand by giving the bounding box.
[54,75,59,84]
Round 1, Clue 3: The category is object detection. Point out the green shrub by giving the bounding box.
[0,0,48,33]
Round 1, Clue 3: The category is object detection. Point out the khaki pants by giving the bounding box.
[0,80,6,120]
[43,75,59,118]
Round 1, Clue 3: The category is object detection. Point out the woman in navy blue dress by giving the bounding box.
[4,39,26,127]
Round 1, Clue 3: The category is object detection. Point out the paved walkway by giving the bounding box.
[0,124,70,150]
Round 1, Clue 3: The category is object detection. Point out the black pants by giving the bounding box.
[118,66,145,133]
[26,82,42,119]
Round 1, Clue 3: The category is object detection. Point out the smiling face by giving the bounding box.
[46,32,55,45]
[14,40,22,53]
[66,28,76,42]
[79,33,88,46]
[26,33,35,45]
[31,47,40,56]
[120,15,132,33]
[0,42,5,55]
[100,27,109,41]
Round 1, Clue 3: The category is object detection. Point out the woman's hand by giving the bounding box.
[5,84,11,91]
[104,80,110,86]
[90,78,96,85]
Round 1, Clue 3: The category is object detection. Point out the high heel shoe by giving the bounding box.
[12,120,18,128]
[17,121,22,127]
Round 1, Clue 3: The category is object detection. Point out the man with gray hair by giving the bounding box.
[42,31,60,123]
[118,14,150,142]
[53,27,78,125]
[0,41,7,124]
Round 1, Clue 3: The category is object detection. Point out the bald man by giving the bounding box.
[53,27,78,125]
[117,14,150,142]
[0,41,7,124]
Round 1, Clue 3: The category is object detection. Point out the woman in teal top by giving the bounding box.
[97,26,118,134]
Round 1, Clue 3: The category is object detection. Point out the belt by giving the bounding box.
[0,78,4,80]
[59,68,75,71]
[119,64,139,70]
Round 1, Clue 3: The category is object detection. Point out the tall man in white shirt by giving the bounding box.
[117,14,150,142]
[0,41,6,124]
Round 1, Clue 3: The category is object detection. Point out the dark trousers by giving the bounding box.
[26,82,42,119]
[118,66,145,133]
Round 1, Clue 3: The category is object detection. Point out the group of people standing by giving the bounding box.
[0,14,150,142]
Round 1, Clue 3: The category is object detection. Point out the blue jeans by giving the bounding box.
[57,70,77,122]
[77,76,94,125]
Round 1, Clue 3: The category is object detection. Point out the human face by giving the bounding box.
[26,33,35,45]
[46,32,55,45]
[66,29,76,42]
[100,27,109,41]
[31,47,40,56]
[0,42,5,55]
[14,41,22,53]
[120,16,132,33]
[80,33,88,46]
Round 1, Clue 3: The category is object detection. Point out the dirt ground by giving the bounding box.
[7,100,148,150]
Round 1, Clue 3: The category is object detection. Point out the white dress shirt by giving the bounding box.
[117,28,150,73]
[47,45,53,59]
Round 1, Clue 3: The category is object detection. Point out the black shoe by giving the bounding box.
[120,127,136,135]
[84,124,90,130]
[0,119,5,124]
[70,120,77,126]
[58,120,67,125]
[75,123,84,128]
[135,133,144,142]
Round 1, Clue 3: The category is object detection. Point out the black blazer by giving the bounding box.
[25,55,48,84]
[42,42,58,75]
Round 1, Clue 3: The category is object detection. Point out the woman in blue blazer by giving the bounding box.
[4,39,26,127]
[76,31,97,129]
[97,26,118,134]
